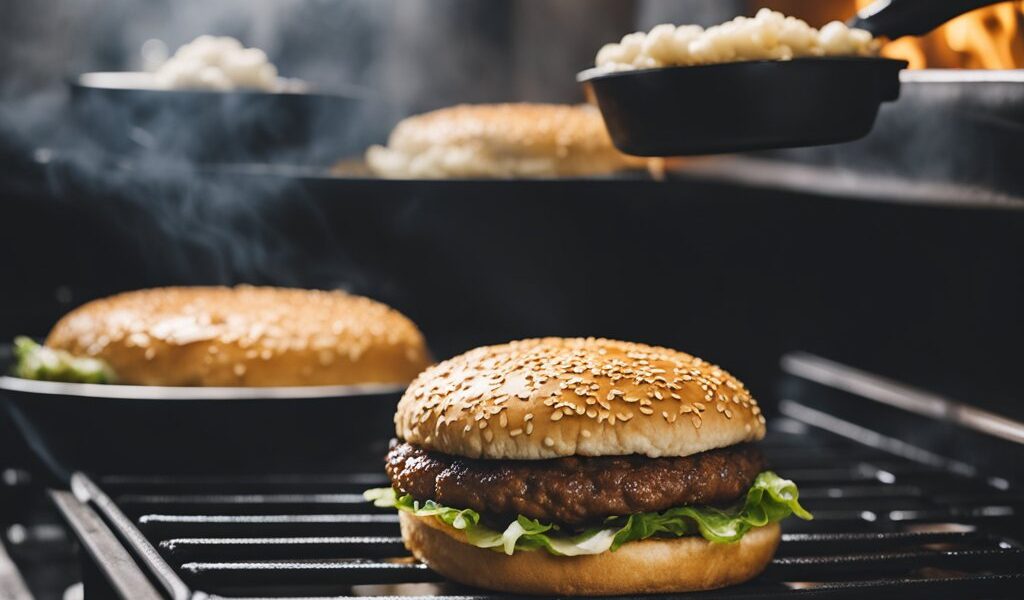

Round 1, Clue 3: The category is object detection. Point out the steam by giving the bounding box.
[0,0,743,291]
[0,0,400,290]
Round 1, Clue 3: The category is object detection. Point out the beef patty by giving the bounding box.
[386,441,765,527]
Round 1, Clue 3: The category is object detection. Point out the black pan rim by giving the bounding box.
[70,71,375,101]
[0,374,406,401]
[577,56,909,83]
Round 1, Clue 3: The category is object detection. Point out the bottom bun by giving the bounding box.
[399,511,780,596]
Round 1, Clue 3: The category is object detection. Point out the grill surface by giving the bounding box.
[49,354,1024,599]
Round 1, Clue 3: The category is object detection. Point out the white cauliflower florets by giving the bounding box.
[594,9,878,72]
[152,36,281,92]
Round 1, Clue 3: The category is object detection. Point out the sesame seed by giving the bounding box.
[509,428,523,437]
[543,436,555,447]
[398,338,756,448]
[581,429,592,438]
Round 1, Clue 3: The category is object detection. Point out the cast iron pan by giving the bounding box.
[0,373,404,482]
[70,72,375,164]
[579,0,1005,156]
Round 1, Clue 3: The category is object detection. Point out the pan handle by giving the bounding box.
[849,0,1008,39]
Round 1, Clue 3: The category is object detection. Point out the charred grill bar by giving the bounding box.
[43,354,1024,598]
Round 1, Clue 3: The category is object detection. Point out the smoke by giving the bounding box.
[0,1,737,295]
[0,0,404,291]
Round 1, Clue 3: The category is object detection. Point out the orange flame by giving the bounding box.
[861,0,1024,68]
[758,0,1024,68]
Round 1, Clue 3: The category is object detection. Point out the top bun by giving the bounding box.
[395,338,764,459]
[366,103,645,179]
[45,286,431,387]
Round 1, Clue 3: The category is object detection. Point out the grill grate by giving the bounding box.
[50,355,1024,599]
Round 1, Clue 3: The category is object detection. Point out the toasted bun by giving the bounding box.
[366,103,645,179]
[45,286,431,387]
[401,511,779,596]
[396,338,764,459]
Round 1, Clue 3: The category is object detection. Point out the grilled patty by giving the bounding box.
[386,441,765,527]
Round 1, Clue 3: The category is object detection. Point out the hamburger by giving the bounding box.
[365,103,647,179]
[366,338,811,596]
[14,286,430,387]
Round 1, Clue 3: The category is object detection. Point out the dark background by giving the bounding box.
[3,162,1022,419]
[1,0,1022,417]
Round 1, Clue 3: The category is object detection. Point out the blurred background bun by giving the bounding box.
[45,286,431,387]
[366,103,646,179]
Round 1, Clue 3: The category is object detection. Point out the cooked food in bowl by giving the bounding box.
[14,286,431,387]
[365,103,646,179]
[595,8,878,72]
[153,35,283,92]
[78,35,305,93]
[365,337,811,595]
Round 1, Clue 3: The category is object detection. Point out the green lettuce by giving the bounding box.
[365,470,811,557]
[12,337,115,384]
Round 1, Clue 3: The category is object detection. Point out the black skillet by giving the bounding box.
[579,0,1007,156]
[69,72,376,164]
[0,368,405,482]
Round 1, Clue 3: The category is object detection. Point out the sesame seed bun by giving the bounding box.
[395,338,765,460]
[44,286,431,387]
[365,103,646,179]
[400,511,780,596]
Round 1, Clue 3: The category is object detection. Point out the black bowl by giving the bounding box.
[69,72,376,165]
[580,57,907,156]
[0,375,403,481]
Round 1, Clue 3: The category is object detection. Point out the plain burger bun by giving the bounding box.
[395,337,765,459]
[45,286,431,387]
[401,511,780,596]
[365,103,646,179]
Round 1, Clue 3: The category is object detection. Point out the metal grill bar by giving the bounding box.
[48,354,1024,598]
[181,558,442,587]
[161,536,407,561]
[138,513,400,538]
[0,537,32,600]
[173,548,1024,591]
[49,490,163,600]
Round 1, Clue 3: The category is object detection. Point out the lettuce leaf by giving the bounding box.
[365,470,811,556]
[13,337,115,384]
